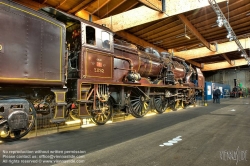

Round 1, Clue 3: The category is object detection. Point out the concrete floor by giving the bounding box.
[1,97,250,166]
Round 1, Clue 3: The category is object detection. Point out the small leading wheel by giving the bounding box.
[153,95,168,114]
[129,88,150,118]
[89,99,113,125]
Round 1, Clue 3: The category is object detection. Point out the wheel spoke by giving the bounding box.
[130,98,140,102]
[134,102,141,113]
[132,100,140,107]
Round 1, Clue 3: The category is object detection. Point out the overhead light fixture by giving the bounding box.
[241,54,246,58]
[229,36,234,41]
[185,34,190,39]
[227,32,235,41]
[184,24,190,40]
[176,34,185,38]
[216,16,223,27]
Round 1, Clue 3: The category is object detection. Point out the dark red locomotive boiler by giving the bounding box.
[0,0,205,140]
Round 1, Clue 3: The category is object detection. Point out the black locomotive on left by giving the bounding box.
[0,0,204,141]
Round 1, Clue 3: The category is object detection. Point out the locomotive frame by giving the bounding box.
[0,0,205,141]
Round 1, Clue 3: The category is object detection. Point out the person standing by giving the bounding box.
[213,88,217,103]
[215,88,221,103]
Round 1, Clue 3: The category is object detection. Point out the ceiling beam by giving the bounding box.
[13,0,47,10]
[94,0,227,32]
[137,0,162,11]
[178,14,216,52]
[41,0,48,4]
[220,53,233,65]
[123,1,139,11]
[173,38,250,60]
[68,0,97,14]
[75,10,99,21]
[100,0,127,18]
[202,59,248,71]
[55,0,67,9]
[115,31,166,52]
[186,60,202,68]
[90,0,111,15]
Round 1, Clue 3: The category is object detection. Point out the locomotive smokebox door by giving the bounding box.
[81,48,113,79]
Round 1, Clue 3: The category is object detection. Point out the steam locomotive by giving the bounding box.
[0,0,205,140]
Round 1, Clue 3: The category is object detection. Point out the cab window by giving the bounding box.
[86,26,96,45]
[102,31,110,49]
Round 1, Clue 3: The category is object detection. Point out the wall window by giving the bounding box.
[86,26,96,45]
[102,31,110,49]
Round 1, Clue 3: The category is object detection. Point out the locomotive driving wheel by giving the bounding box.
[153,95,169,114]
[169,97,178,111]
[128,87,150,118]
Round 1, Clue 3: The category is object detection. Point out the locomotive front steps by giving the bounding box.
[50,89,68,123]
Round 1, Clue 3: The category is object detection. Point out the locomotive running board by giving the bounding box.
[50,89,67,123]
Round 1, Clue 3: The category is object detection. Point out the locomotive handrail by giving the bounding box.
[114,67,134,71]
[114,55,134,71]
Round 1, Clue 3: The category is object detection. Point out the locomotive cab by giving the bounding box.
[40,7,114,80]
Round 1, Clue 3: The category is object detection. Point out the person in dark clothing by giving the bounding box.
[213,88,217,103]
[215,88,221,103]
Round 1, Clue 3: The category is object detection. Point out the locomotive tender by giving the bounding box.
[0,0,205,140]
